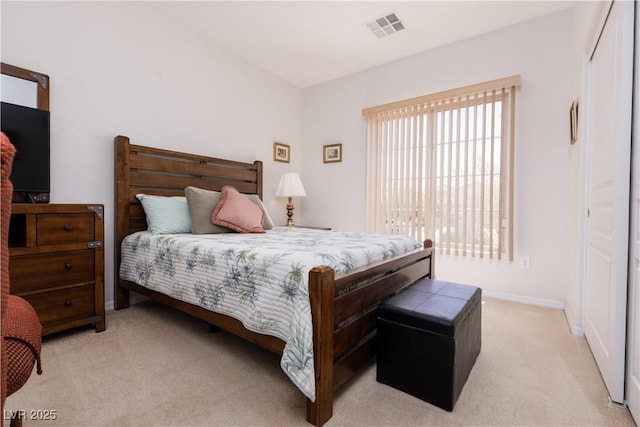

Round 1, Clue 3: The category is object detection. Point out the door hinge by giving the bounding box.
[87,241,103,249]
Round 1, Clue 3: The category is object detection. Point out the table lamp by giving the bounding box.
[275,172,306,227]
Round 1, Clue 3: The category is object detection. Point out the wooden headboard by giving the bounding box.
[114,135,263,304]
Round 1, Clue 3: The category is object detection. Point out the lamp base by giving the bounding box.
[286,198,295,227]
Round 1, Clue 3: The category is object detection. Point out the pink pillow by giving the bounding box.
[211,185,266,233]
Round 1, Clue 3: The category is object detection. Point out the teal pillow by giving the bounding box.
[136,194,192,234]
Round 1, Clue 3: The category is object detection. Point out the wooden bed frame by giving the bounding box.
[114,135,434,426]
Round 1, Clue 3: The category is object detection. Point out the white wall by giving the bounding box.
[2,3,578,310]
[301,10,574,306]
[1,2,303,309]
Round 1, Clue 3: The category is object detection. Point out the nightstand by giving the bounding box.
[9,203,105,335]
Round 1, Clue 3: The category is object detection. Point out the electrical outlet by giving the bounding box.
[519,256,531,270]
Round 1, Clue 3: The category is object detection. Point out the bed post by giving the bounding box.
[424,239,434,278]
[307,265,335,427]
[114,135,130,309]
[254,160,263,200]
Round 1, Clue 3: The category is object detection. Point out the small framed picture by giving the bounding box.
[570,101,578,144]
[323,143,342,163]
[273,142,290,163]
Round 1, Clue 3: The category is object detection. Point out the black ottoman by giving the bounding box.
[376,278,481,411]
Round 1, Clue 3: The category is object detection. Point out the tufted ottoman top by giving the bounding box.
[378,278,481,336]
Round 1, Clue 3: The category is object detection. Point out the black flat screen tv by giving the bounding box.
[1,101,50,203]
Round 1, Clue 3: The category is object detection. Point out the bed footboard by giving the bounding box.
[306,240,433,426]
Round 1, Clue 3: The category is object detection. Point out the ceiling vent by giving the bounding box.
[367,12,405,39]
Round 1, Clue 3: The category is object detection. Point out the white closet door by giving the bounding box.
[584,0,633,405]
[627,3,640,422]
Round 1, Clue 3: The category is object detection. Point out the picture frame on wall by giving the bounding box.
[323,143,342,163]
[274,142,290,163]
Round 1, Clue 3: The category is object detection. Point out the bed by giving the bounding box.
[114,135,434,426]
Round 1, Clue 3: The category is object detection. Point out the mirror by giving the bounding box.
[0,63,49,111]
[1,74,37,108]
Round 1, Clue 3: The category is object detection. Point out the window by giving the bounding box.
[363,76,520,260]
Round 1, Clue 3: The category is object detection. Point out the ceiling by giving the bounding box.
[150,1,575,89]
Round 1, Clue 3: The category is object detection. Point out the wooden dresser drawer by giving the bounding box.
[37,213,94,245]
[10,250,94,293]
[23,285,95,328]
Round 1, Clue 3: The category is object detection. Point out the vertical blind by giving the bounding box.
[363,75,521,260]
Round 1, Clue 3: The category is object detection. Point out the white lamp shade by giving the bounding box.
[275,172,306,197]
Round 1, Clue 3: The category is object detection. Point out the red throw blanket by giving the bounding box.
[4,295,42,395]
[1,132,43,427]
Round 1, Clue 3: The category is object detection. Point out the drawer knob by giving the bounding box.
[64,300,72,307]
[63,225,73,232]
[65,263,73,270]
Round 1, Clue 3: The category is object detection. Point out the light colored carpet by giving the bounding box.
[4,298,635,427]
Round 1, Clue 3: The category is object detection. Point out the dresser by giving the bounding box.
[8,203,105,335]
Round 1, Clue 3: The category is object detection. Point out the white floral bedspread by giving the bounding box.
[120,226,422,401]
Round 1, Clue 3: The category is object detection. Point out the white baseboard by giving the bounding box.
[482,291,586,336]
[562,304,585,336]
[482,289,565,310]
